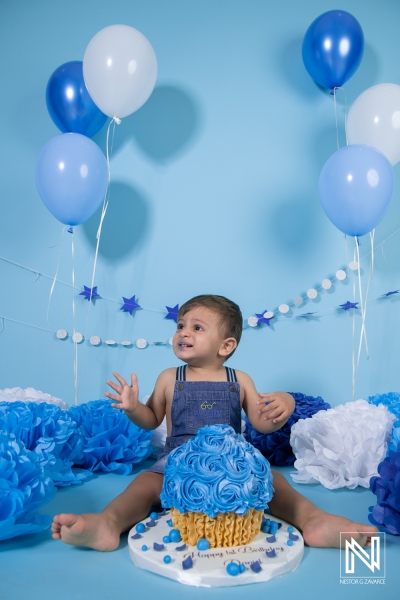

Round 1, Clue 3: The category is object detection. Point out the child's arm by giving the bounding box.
[105,370,169,430]
[238,371,295,434]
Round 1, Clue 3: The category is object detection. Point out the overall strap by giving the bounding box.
[225,366,237,383]
[176,365,187,381]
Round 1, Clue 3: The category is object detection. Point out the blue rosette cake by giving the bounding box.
[160,424,273,548]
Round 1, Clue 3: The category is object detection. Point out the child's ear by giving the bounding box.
[219,337,237,357]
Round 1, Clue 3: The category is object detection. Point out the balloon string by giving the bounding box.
[351,242,356,401]
[47,225,66,331]
[356,237,369,370]
[333,86,348,149]
[84,117,119,338]
[71,234,79,406]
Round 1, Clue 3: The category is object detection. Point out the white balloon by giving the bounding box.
[83,25,157,118]
[347,83,400,166]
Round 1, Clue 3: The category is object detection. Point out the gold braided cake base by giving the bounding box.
[171,507,263,548]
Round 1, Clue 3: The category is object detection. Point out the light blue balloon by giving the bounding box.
[35,133,108,226]
[319,144,395,236]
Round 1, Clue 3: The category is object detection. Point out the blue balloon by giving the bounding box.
[319,145,395,236]
[46,61,108,137]
[302,10,364,91]
[35,133,108,226]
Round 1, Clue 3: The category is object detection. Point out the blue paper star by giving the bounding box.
[382,290,399,297]
[297,312,318,318]
[120,295,141,315]
[79,286,100,301]
[339,301,358,310]
[255,311,275,326]
[165,304,179,323]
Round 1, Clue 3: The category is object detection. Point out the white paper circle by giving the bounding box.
[279,304,289,314]
[321,279,332,290]
[121,340,132,346]
[293,296,303,306]
[90,336,101,346]
[105,340,117,346]
[264,311,274,319]
[168,337,174,346]
[349,261,359,271]
[72,332,83,344]
[307,289,317,299]
[136,338,147,349]
[336,269,347,281]
[56,329,68,339]
[247,316,258,327]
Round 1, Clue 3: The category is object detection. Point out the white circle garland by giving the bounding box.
[56,329,68,339]
[72,332,84,343]
[136,338,147,349]
[279,304,289,314]
[90,335,101,346]
[336,269,347,280]
[321,279,332,290]
[247,316,259,327]
[307,288,317,299]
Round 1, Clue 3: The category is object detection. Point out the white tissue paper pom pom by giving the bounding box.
[290,399,395,490]
[0,387,69,410]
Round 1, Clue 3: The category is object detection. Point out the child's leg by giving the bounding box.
[51,471,163,551]
[269,470,377,548]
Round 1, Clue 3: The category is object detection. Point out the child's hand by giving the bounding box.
[256,392,295,424]
[105,372,139,414]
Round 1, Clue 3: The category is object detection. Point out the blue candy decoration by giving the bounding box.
[226,563,240,576]
[287,540,294,546]
[266,535,276,543]
[302,10,364,90]
[169,528,181,542]
[289,532,299,541]
[136,523,145,533]
[69,400,153,474]
[0,431,56,541]
[197,538,210,551]
[149,512,158,520]
[153,542,164,551]
[146,519,156,527]
[131,533,142,539]
[175,544,187,551]
[244,393,330,466]
[163,535,171,543]
[141,545,148,551]
[182,556,193,570]
[163,555,172,564]
[287,526,294,533]
[167,519,173,527]
[266,549,276,558]
[239,564,246,573]
[250,561,262,573]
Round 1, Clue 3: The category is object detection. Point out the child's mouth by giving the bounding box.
[178,342,192,348]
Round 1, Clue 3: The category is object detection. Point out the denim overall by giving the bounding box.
[148,365,241,474]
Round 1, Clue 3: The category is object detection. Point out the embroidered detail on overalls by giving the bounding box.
[200,401,216,410]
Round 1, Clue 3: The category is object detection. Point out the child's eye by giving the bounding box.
[177,324,184,330]
[194,325,203,331]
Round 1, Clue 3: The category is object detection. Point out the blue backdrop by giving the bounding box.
[1,0,400,407]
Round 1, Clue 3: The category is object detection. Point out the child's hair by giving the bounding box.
[178,294,242,358]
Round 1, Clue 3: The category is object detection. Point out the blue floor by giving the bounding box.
[1,462,399,600]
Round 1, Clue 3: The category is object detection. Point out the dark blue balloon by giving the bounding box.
[302,10,364,91]
[46,61,108,137]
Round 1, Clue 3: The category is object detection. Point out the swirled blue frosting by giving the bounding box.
[160,424,273,518]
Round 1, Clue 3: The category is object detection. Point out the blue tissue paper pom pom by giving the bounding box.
[0,430,56,541]
[388,427,400,453]
[244,392,331,466]
[368,392,400,421]
[69,400,154,474]
[0,401,89,487]
[368,441,400,535]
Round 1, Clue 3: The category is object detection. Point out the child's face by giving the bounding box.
[173,306,235,365]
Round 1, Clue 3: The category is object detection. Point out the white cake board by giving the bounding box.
[128,511,304,587]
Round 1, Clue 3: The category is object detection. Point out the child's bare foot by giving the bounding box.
[51,513,120,551]
[301,508,378,548]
